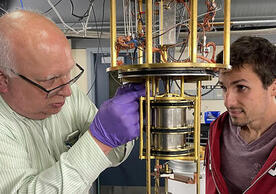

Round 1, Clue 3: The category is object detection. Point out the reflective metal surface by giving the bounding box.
[151,133,187,151]
[153,107,187,129]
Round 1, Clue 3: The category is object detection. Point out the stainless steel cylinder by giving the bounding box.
[151,133,187,151]
[151,100,193,129]
[153,107,187,129]
[150,101,194,156]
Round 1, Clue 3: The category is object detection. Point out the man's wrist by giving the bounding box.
[89,130,112,155]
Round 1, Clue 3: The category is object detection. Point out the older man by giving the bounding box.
[0,10,144,193]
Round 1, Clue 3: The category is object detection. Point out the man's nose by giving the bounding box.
[58,84,72,97]
[224,91,237,108]
[56,76,72,97]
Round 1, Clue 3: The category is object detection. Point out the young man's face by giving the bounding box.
[219,64,276,127]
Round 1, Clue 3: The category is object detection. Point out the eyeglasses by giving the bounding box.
[9,63,84,97]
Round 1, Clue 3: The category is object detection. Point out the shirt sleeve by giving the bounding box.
[69,85,134,167]
[0,123,112,193]
[0,86,134,193]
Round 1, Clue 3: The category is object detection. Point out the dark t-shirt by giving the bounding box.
[221,117,276,193]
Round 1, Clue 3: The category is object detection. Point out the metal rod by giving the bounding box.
[146,77,151,194]
[159,0,164,47]
[181,77,185,97]
[58,19,276,30]
[138,0,144,64]
[146,1,153,192]
[110,0,117,67]
[156,77,160,95]
[145,1,153,192]
[152,78,156,96]
[155,159,160,194]
[191,0,198,63]
[188,1,192,58]
[194,80,202,194]
[166,78,170,93]
[139,96,144,159]
[165,178,169,194]
[224,0,231,67]
[163,47,168,63]
[146,0,153,64]
[210,19,276,26]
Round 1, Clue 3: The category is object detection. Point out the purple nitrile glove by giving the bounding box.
[90,83,145,148]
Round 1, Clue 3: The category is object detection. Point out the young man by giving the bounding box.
[205,36,276,194]
[0,10,144,193]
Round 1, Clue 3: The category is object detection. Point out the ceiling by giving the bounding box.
[2,0,276,43]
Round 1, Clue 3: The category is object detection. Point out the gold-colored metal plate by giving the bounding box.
[107,62,229,72]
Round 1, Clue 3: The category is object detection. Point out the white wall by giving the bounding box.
[71,49,88,94]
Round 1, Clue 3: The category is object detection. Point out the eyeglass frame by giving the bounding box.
[8,63,84,96]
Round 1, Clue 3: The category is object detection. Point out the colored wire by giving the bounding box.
[20,0,24,9]
[43,0,63,14]
[47,0,78,33]
[83,1,94,36]
[69,0,92,20]
[86,0,121,96]
[0,6,8,14]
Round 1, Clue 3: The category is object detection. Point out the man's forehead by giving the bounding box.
[218,68,238,83]
[219,68,233,76]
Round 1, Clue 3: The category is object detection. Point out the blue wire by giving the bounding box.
[20,0,24,9]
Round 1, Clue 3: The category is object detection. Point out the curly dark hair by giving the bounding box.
[216,36,276,89]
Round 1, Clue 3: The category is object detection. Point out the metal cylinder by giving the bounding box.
[150,101,194,156]
[151,133,187,151]
[153,107,187,129]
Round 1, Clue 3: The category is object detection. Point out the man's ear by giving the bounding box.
[0,71,8,93]
[270,79,276,97]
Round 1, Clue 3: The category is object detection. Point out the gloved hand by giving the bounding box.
[90,83,145,148]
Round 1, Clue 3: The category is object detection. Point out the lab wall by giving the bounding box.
[71,49,89,94]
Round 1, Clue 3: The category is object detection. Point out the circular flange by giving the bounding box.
[151,100,194,107]
[107,62,228,72]
[107,62,229,79]
[148,148,195,157]
[119,68,216,78]
[151,127,194,134]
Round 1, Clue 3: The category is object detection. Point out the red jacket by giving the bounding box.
[205,112,276,194]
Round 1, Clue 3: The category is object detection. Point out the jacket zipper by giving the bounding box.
[242,161,276,193]
[208,130,222,194]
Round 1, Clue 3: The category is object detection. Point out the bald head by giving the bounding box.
[0,11,75,119]
[0,10,66,42]
[0,10,73,73]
